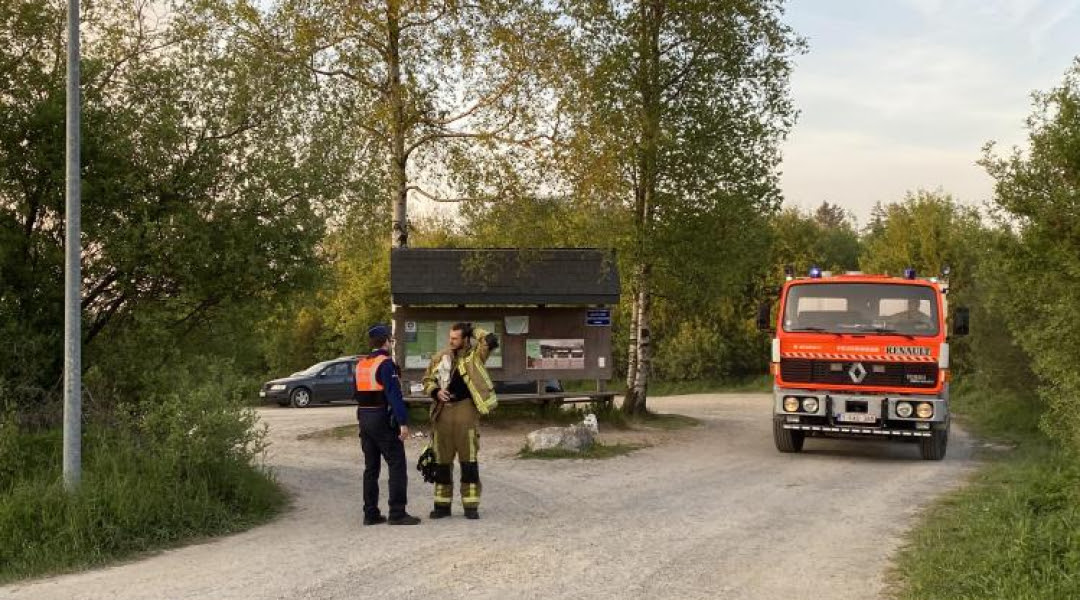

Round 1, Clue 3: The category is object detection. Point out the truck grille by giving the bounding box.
[780,359,938,388]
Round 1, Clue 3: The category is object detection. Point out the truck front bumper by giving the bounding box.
[778,422,935,438]
[773,387,948,438]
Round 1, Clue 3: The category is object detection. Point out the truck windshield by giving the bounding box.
[783,283,939,336]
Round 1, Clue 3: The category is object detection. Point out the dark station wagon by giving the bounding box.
[262,355,564,408]
[259,356,360,408]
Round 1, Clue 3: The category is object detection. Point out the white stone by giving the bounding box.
[526,424,596,452]
[582,413,599,435]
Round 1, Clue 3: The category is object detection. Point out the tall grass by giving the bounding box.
[0,365,287,584]
[892,383,1080,599]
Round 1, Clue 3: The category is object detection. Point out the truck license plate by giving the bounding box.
[838,413,876,424]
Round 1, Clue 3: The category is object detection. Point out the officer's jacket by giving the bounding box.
[422,327,498,415]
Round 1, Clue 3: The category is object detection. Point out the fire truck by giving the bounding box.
[758,267,969,460]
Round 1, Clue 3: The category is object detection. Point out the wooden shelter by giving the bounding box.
[390,248,620,404]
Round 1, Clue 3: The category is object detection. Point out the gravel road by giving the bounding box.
[2,393,976,600]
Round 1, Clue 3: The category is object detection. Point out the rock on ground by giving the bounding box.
[526,424,596,452]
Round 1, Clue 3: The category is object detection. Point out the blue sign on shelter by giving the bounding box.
[586,309,611,326]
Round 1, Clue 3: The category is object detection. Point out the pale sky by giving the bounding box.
[781,0,1080,224]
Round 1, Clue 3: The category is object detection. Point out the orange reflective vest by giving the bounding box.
[355,355,389,392]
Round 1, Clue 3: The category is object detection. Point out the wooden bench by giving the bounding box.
[405,391,617,408]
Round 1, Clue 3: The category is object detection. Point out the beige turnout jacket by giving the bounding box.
[421,327,498,415]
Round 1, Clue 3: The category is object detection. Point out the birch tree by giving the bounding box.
[561,0,803,414]
[203,0,566,248]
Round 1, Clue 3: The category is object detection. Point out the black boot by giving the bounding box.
[388,513,421,525]
[464,507,479,520]
[429,505,452,519]
[363,513,387,526]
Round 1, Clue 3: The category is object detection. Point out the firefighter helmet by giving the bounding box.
[416,445,437,484]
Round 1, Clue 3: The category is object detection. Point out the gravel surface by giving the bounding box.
[2,394,976,600]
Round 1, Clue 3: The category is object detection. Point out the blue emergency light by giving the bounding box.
[903,267,916,279]
[809,266,823,278]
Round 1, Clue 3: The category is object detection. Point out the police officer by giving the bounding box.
[355,324,420,526]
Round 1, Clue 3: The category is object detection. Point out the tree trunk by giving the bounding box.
[386,0,407,372]
[622,0,663,416]
[631,269,652,413]
[623,264,653,415]
[387,0,408,248]
[624,275,640,404]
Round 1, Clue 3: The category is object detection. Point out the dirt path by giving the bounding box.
[2,394,976,600]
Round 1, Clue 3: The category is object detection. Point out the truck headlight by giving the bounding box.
[783,396,800,412]
[916,402,934,419]
[801,397,819,413]
[896,402,914,418]
[270,384,287,392]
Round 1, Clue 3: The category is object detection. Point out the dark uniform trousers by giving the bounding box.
[358,408,408,519]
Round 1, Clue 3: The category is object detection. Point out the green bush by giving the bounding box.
[979,61,1080,453]
[130,361,269,470]
[949,380,1043,447]
[0,363,284,583]
[652,313,766,382]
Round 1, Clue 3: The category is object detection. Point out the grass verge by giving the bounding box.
[298,406,699,439]
[644,375,773,397]
[559,374,772,397]
[0,428,286,585]
[517,442,645,460]
[891,384,1080,599]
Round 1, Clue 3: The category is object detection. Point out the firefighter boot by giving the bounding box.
[431,463,454,519]
[430,505,451,519]
[464,507,479,520]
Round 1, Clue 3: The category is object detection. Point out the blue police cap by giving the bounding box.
[367,324,391,338]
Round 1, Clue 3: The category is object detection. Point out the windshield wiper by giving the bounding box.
[853,325,915,339]
[786,327,840,336]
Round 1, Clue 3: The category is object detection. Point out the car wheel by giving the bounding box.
[773,418,805,453]
[290,387,312,408]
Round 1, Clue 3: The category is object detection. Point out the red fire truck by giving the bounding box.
[758,267,969,460]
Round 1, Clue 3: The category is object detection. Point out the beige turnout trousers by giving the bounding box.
[431,400,481,509]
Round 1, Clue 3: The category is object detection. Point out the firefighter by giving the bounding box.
[421,322,499,519]
[355,324,420,526]
[892,298,933,329]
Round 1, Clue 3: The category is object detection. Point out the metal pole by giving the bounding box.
[63,0,82,492]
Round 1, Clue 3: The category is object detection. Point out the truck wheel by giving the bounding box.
[919,428,948,460]
[773,419,805,453]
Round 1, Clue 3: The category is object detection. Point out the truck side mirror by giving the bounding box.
[952,307,970,336]
[756,301,773,332]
